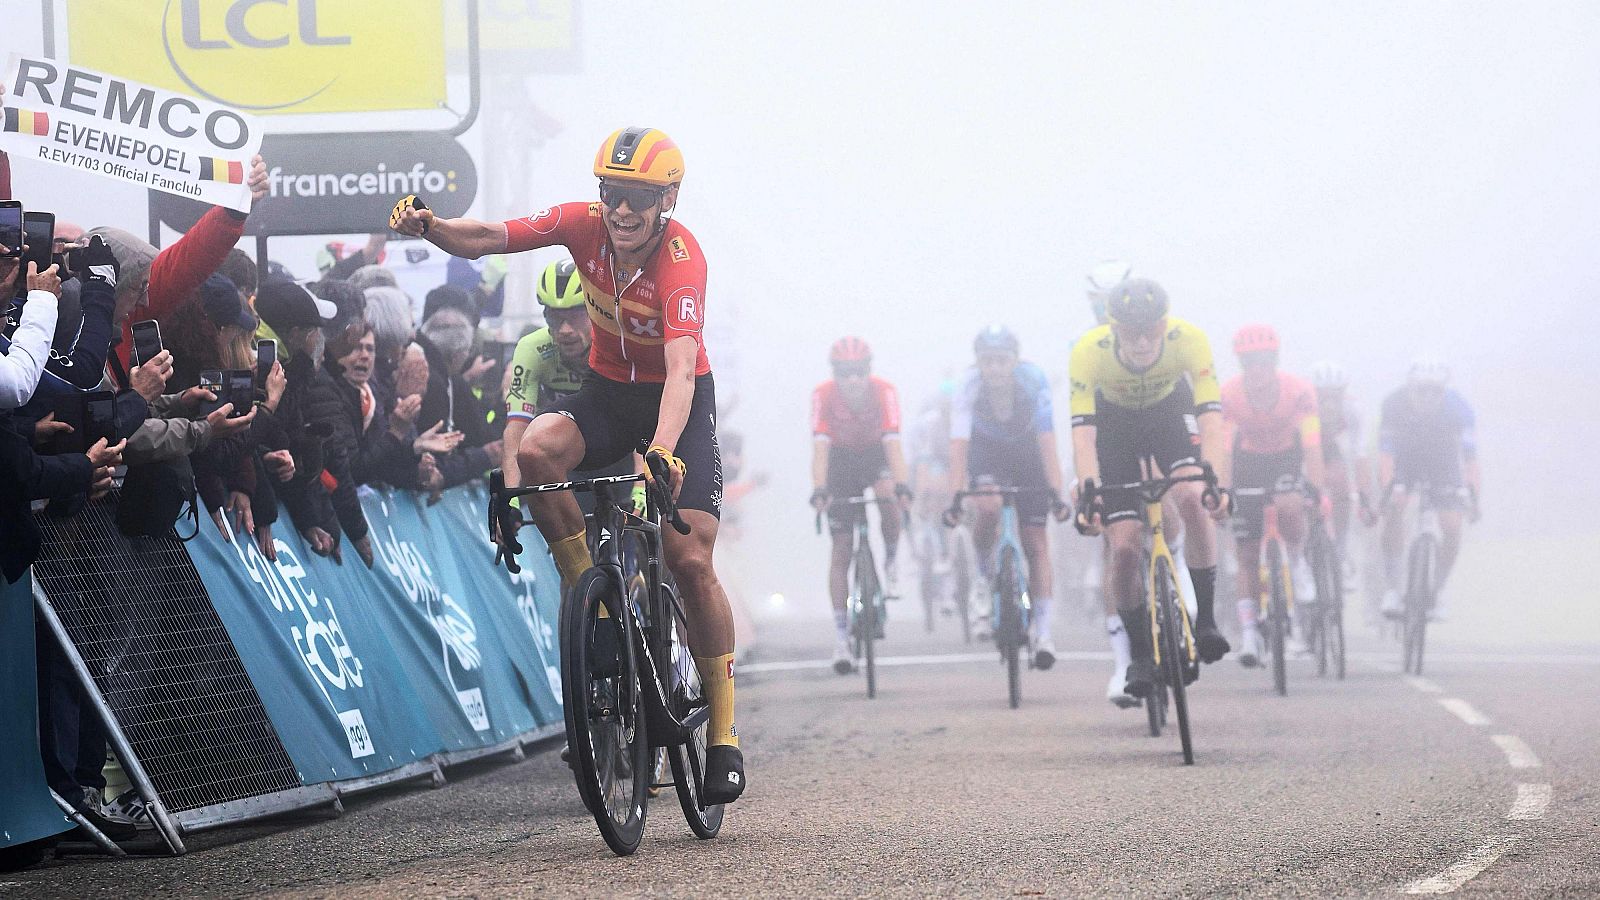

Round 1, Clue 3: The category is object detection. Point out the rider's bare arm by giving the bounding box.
[1197,410,1228,488]
[811,437,830,492]
[883,434,910,487]
[649,337,699,454]
[1036,430,1065,495]
[948,438,970,496]
[1070,425,1098,487]
[391,202,507,259]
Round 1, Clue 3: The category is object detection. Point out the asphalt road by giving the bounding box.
[6,596,1598,898]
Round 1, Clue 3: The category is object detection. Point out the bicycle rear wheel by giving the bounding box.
[1265,539,1289,697]
[563,568,650,856]
[855,541,880,699]
[660,586,725,840]
[997,546,1023,709]
[1155,557,1194,765]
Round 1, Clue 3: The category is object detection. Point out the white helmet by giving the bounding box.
[1086,260,1132,324]
[1310,361,1348,390]
[1407,356,1449,387]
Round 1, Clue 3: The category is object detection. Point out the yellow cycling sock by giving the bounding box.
[550,530,594,600]
[694,653,738,748]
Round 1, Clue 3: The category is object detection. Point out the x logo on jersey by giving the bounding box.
[629,317,661,337]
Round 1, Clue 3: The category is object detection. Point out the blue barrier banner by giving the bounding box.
[0,574,73,849]
[183,483,564,786]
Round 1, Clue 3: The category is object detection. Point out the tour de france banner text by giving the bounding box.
[1,54,263,212]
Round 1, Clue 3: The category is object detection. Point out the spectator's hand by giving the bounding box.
[87,437,125,469]
[248,154,269,202]
[76,234,119,289]
[413,421,464,455]
[263,448,295,481]
[205,402,257,439]
[363,231,388,262]
[255,522,277,562]
[226,490,254,536]
[418,452,443,492]
[130,349,174,402]
[0,256,19,296]
[462,354,495,383]
[302,526,335,557]
[353,535,374,568]
[389,194,434,237]
[177,386,213,413]
[395,348,429,397]
[89,462,116,499]
[264,360,286,410]
[26,262,62,299]
[32,412,73,448]
[391,393,422,428]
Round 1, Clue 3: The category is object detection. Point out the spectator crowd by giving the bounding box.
[0,149,509,842]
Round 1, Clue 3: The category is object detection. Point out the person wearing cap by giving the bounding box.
[256,277,375,567]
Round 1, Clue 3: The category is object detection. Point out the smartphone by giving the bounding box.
[83,390,117,448]
[226,369,255,417]
[21,212,55,276]
[0,201,21,259]
[131,320,164,368]
[48,392,87,455]
[254,339,276,399]
[198,369,226,416]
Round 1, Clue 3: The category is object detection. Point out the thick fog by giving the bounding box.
[5,3,1596,644]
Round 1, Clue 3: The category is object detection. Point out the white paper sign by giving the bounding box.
[1,53,263,211]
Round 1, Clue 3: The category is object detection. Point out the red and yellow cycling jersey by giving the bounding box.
[1221,371,1321,455]
[503,202,710,384]
[811,377,902,450]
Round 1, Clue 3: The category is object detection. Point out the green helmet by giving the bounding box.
[537,259,586,309]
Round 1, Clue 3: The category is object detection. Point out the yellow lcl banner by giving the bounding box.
[66,0,446,115]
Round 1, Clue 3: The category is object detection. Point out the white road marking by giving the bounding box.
[1349,650,1600,666]
[1507,783,1551,821]
[740,651,1112,674]
[1436,698,1491,727]
[1402,833,1522,894]
[1405,676,1444,693]
[1489,735,1541,769]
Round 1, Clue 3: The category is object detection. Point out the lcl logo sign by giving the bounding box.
[175,0,350,50]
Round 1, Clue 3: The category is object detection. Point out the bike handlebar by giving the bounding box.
[1074,462,1221,536]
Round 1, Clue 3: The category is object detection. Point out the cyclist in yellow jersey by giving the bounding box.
[1069,278,1233,699]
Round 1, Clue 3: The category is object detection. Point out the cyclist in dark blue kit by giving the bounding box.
[1376,357,1481,622]
[947,326,1070,668]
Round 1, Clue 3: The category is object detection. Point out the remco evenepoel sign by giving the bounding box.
[1,53,263,211]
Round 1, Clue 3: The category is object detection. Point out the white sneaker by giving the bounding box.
[1106,665,1139,709]
[831,636,853,675]
[1239,625,1264,668]
[885,559,900,599]
[1428,590,1449,622]
[1032,633,1057,670]
[1291,559,1316,605]
[1380,588,1403,620]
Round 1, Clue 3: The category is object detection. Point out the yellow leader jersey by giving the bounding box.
[1068,318,1222,425]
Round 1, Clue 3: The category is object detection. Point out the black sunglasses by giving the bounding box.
[599,181,664,212]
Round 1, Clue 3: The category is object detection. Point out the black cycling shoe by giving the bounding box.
[702,745,746,805]
[1195,624,1231,664]
[1123,658,1160,698]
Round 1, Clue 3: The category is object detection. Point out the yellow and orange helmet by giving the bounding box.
[593,127,685,186]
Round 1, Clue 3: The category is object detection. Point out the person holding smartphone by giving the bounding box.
[0,257,63,409]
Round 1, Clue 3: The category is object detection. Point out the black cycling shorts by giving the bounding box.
[1393,451,1468,510]
[543,372,723,519]
[1231,447,1304,542]
[969,438,1052,528]
[1091,385,1203,525]
[826,444,891,533]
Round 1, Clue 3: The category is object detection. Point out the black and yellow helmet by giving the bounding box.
[537,259,586,310]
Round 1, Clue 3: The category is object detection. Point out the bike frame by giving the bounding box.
[1141,492,1194,670]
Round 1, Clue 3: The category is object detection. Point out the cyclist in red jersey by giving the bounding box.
[1220,325,1328,666]
[389,126,745,804]
[809,337,912,673]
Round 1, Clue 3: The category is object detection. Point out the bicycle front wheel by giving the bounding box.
[997,546,1023,709]
[1265,539,1289,697]
[563,568,650,856]
[1155,557,1194,765]
[1403,533,1436,675]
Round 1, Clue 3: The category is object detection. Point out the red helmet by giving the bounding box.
[829,336,871,364]
[1233,324,1280,355]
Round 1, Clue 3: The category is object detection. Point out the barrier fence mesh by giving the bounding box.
[31,497,302,813]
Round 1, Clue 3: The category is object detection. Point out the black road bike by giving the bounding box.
[489,453,723,856]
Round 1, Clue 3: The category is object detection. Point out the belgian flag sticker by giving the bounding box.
[198,157,245,184]
[2,107,50,136]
